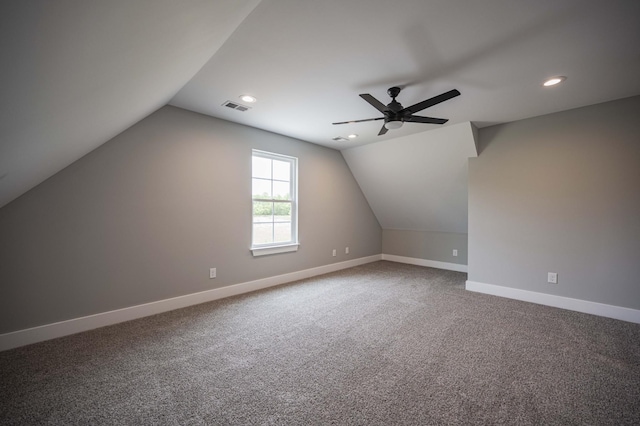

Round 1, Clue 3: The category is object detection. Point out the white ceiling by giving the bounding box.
[0,0,260,208]
[171,0,640,149]
[1,0,639,208]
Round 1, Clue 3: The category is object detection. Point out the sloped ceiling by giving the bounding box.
[1,0,639,217]
[0,0,261,208]
[342,123,478,233]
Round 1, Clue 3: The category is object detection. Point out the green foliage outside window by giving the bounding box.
[253,193,291,216]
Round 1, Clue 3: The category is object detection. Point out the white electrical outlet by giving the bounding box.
[345,247,349,254]
[209,268,216,279]
[453,249,458,257]
[547,272,557,284]
[332,249,337,257]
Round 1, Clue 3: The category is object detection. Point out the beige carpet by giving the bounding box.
[1,261,639,425]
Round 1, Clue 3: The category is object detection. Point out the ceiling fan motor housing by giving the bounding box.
[385,87,404,123]
[384,112,404,124]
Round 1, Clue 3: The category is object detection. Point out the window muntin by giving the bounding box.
[251,150,297,250]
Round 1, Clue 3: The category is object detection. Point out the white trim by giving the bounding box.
[0,254,382,352]
[383,228,468,235]
[466,280,640,324]
[251,149,298,249]
[382,254,468,273]
[251,243,299,257]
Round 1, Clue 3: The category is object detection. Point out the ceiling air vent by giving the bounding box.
[332,137,349,142]
[222,101,251,112]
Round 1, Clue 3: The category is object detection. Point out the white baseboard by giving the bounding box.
[0,254,382,352]
[466,280,640,324]
[382,254,468,273]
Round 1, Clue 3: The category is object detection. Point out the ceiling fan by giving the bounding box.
[333,87,460,135]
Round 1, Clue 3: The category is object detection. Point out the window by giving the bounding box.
[251,150,298,256]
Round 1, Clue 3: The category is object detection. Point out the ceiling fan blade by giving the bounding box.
[360,94,388,113]
[401,89,460,115]
[404,116,449,125]
[332,117,384,125]
[378,124,388,136]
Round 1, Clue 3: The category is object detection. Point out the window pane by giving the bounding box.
[252,156,271,179]
[252,178,271,199]
[253,223,273,245]
[272,181,290,200]
[274,222,291,243]
[253,201,273,222]
[272,160,290,181]
[273,202,291,220]
[251,150,297,251]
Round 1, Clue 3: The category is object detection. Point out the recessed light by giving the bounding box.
[240,95,257,103]
[347,134,358,139]
[543,76,566,87]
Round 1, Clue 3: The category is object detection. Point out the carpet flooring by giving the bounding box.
[1,261,639,425]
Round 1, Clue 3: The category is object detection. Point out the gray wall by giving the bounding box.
[0,106,381,334]
[468,96,640,310]
[342,122,477,233]
[342,122,477,266]
[382,230,467,265]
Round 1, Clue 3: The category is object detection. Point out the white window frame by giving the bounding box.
[251,150,299,256]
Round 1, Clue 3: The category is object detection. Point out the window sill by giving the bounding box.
[251,243,299,257]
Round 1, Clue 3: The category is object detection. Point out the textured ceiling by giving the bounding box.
[2,0,639,209]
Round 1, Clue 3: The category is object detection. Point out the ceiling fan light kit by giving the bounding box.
[384,120,403,130]
[333,86,460,136]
